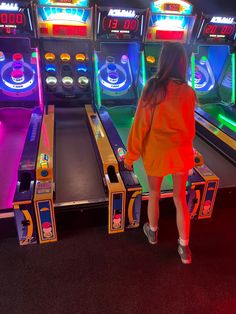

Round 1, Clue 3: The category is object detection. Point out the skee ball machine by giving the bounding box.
[93,6,147,232]
[143,1,220,220]
[36,1,131,235]
[0,1,56,245]
[36,0,97,212]
[189,14,236,164]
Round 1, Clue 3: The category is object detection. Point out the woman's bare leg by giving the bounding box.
[172,172,190,242]
[147,176,164,229]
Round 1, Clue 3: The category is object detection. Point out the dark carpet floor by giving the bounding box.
[0,190,236,314]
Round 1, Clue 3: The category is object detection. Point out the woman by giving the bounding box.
[124,42,196,264]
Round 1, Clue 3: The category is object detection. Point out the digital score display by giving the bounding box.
[198,16,236,43]
[96,7,146,40]
[0,12,25,26]
[103,17,139,32]
[53,24,87,36]
[146,14,196,43]
[156,29,184,40]
[53,0,73,3]
[0,3,33,37]
[164,3,180,12]
[151,0,193,15]
[203,24,235,38]
[37,6,92,38]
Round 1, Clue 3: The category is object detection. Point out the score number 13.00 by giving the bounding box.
[104,18,138,31]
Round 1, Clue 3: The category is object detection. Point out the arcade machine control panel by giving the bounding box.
[37,1,93,106]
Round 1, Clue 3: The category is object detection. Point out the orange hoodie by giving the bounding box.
[124,80,196,176]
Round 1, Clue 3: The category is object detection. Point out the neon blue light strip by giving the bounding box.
[149,14,188,30]
[40,7,90,23]
[38,0,88,7]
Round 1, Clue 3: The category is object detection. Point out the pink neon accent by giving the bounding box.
[35,47,44,112]
[0,109,32,210]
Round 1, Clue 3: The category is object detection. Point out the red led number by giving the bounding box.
[123,19,137,30]
[106,18,137,31]
[164,3,180,11]
[16,13,23,25]
[204,24,235,36]
[221,25,234,35]
[204,24,217,34]
[108,18,118,29]
[0,13,24,25]
[55,0,72,3]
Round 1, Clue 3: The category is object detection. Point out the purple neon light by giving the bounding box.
[0,46,43,210]
[0,108,32,210]
[35,47,44,111]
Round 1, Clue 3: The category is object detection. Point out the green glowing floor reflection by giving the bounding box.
[201,103,236,133]
[106,106,174,194]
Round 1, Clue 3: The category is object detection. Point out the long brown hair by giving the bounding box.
[142,42,188,107]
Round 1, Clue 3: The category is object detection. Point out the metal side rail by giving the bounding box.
[97,107,143,229]
[86,104,139,233]
[34,105,57,244]
[13,107,43,245]
[195,111,236,165]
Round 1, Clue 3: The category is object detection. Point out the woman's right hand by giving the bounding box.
[124,162,133,171]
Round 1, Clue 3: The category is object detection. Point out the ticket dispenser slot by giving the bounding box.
[107,165,118,183]
[19,172,32,192]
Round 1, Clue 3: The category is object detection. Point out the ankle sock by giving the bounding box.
[179,238,189,246]
[150,225,158,232]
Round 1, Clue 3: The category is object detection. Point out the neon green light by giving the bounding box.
[191,53,195,90]
[202,56,207,61]
[232,53,235,104]
[94,52,101,109]
[141,51,146,87]
[218,114,236,128]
